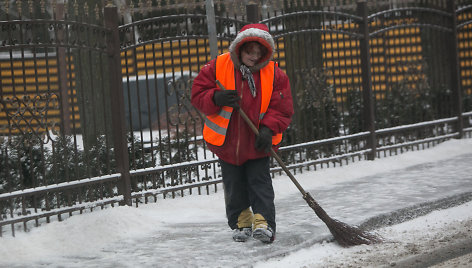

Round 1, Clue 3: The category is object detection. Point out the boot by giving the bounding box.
[232,227,252,242]
[252,213,275,243]
[232,208,253,242]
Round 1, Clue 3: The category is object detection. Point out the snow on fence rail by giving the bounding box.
[129,158,218,177]
[375,116,463,157]
[375,117,458,135]
[0,174,121,201]
[271,116,466,176]
[377,133,460,152]
[271,149,373,174]
[130,179,222,205]
[0,196,124,227]
[0,174,123,237]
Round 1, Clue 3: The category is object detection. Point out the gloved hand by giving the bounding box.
[213,90,240,108]
[255,126,273,153]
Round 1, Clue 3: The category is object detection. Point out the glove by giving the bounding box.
[213,90,240,108]
[255,126,273,153]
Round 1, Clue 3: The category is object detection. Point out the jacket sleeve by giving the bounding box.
[260,66,294,134]
[191,59,221,116]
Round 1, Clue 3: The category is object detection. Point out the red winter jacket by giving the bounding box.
[191,58,294,166]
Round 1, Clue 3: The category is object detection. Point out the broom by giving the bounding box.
[216,80,382,247]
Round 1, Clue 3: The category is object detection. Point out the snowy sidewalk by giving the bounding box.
[1,139,471,268]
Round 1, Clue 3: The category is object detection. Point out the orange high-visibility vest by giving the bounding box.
[203,52,283,146]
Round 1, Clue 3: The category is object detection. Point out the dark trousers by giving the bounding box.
[220,157,276,231]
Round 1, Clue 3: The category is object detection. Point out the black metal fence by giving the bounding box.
[1,0,472,237]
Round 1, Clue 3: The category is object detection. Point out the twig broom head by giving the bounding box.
[303,192,383,247]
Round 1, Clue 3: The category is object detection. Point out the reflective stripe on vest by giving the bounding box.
[203,52,282,146]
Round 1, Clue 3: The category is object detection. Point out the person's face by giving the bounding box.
[241,42,263,67]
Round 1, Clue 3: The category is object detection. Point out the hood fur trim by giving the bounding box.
[229,25,275,72]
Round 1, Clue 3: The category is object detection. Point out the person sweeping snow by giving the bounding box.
[191,23,294,243]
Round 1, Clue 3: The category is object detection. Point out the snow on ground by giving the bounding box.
[256,201,472,267]
[0,138,471,267]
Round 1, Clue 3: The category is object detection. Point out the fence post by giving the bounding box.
[448,1,464,138]
[104,5,132,206]
[55,3,71,135]
[357,1,376,160]
[246,1,260,23]
[205,0,218,59]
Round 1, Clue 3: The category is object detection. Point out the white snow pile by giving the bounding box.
[256,201,472,267]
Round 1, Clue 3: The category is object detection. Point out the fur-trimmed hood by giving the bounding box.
[229,23,275,72]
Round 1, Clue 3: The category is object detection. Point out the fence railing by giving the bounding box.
[1,1,472,237]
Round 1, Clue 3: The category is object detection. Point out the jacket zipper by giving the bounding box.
[235,80,244,166]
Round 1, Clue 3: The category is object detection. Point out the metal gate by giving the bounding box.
[1,1,472,237]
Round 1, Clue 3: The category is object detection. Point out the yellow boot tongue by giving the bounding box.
[253,213,268,230]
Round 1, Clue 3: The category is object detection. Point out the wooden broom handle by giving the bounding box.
[215,80,307,196]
